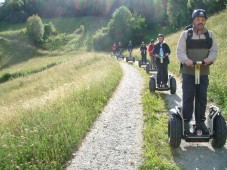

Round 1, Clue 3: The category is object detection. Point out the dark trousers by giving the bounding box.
[182,74,209,122]
[156,63,168,85]
[141,54,147,63]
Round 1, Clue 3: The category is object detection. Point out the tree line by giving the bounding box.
[0,0,225,30]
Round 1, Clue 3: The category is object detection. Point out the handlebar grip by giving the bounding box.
[192,61,213,65]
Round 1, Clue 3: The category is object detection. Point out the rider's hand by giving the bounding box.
[184,59,193,67]
[203,58,212,65]
[165,53,169,56]
[155,54,159,57]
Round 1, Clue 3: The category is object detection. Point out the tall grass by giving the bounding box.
[0,53,123,169]
[166,9,227,118]
[138,68,180,170]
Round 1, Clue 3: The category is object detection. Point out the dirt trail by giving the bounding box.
[67,62,144,170]
[165,75,227,170]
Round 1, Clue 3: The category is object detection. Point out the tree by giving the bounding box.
[167,0,190,30]
[108,6,133,46]
[26,15,44,43]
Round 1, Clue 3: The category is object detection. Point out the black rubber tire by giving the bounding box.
[168,114,182,148]
[138,60,141,67]
[170,77,177,94]
[126,57,128,62]
[146,64,151,74]
[211,115,227,148]
[149,77,156,92]
[133,57,135,62]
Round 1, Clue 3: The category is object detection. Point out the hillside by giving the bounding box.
[0,9,226,169]
[0,16,109,68]
[0,16,122,169]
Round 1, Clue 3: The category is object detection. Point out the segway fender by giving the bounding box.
[207,106,221,135]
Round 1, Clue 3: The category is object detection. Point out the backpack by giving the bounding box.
[185,25,213,49]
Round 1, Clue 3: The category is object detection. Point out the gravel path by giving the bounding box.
[165,75,227,170]
[67,62,144,170]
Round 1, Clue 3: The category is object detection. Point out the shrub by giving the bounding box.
[93,27,112,51]
[43,21,57,41]
[26,15,44,43]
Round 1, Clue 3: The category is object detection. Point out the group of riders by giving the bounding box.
[111,33,170,88]
[111,37,159,70]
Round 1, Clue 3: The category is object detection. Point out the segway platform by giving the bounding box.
[126,56,135,64]
[146,61,157,74]
[138,59,148,68]
[185,133,211,142]
[149,75,176,94]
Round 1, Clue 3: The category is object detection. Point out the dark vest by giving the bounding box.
[181,29,212,75]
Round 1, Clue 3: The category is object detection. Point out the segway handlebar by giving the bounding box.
[192,61,213,65]
[193,61,205,65]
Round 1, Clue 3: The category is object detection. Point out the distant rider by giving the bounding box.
[127,41,133,57]
[148,39,156,69]
[140,41,147,63]
[153,34,171,88]
[112,43,117,55]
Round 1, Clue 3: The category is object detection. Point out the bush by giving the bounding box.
[74,25,84,34]
[93,27,112,51]
[108,6,133,46]
[43,21,57,41]
[26,15,44,43]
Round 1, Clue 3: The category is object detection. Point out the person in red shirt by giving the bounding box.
[112,43,117,55]
[148,39,156,69]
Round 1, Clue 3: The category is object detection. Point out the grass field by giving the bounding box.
[0,52,123,169]
[0,9,226,169]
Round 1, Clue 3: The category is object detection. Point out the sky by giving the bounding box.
[0,0,4,3]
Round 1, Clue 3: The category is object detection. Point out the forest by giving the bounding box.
[0,0,226,30]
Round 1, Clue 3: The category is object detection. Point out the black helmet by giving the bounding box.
[192,9,207,20]
[158,33,164,38]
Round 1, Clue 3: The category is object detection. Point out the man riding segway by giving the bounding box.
[168,9,226,148]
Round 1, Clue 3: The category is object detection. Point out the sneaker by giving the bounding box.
[184,121,191,134]
[198,122,209,134]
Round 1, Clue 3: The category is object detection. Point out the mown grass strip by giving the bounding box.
[0,63,59,83]
[0,55,123,169]
[137,68,180,170]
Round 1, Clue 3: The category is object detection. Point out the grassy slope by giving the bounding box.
[0,9,226,169]
[0,17,122,169]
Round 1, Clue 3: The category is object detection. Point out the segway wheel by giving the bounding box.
[146,64,151,74]
[126,57,129,62]
[170,77,177,94]
[138,60,141,67]
[149,77,156,92]
[211,115,227,148]
[133,57,135,62]
[168,114,182,148]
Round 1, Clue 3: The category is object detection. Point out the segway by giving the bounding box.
[168,61,227,148]
[146,59,157,74]
[126,49,135,64]
[149,55,176,94]
[138,50,148,68]
[116,49,124,60]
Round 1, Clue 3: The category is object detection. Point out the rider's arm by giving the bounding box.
[176,31,190,64]
[207,31,218,63]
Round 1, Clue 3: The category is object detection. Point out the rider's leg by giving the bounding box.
[182,74,195,122]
